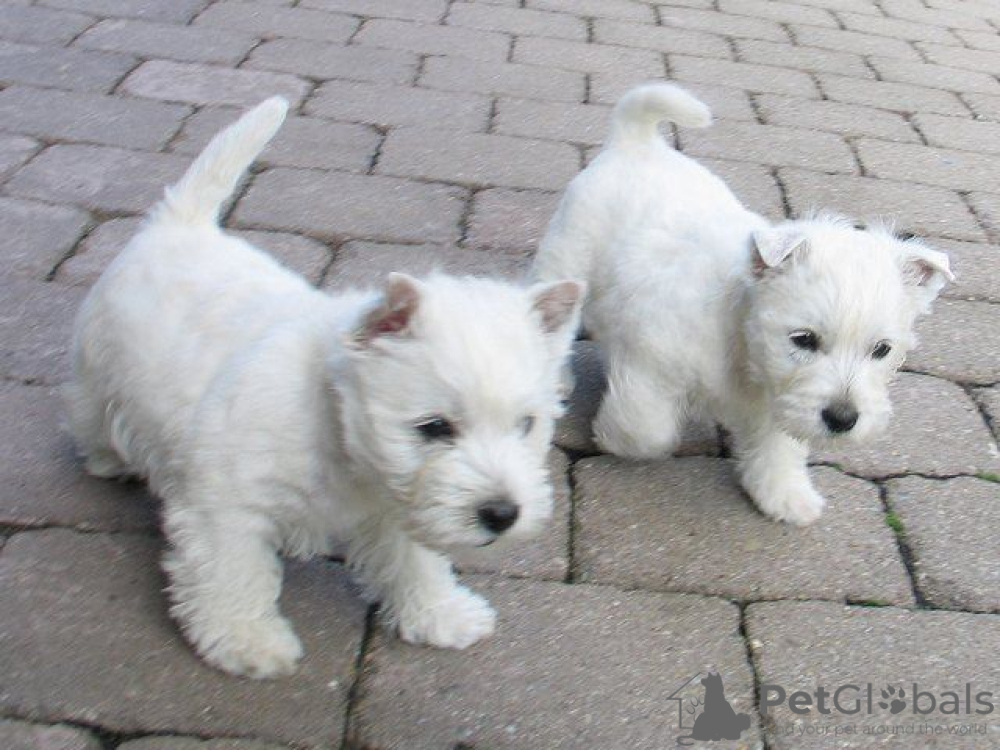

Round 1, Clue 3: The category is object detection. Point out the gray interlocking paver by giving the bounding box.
[0,719,101,750]
[420,55,586,102]
[446,3,588,40]
[512,36,666,77]
[888,476,1000,612]
[867,57,1000,95]
[0,86,190,150]
[575,458,913,604]
[793,25,924,60]
[671,56,820,97]
[969,191,1000,242]
[918,41,1000,74]
[976,386,1000,441]
[0,46,137,93]
[35,0,210,23]
[778,168,986,243]
[838,9,964,43]
[735,39,874,79]
[355,18,511,63]
[350,577,760,749]
[721,0,838,26]
[817,372,1000,478]
[122,60,311,108]
[914,114,1000,155]
[881,0,993,30]
[233,168,466,244]
[932,239,1000,303]
[658,6,790,41]
[299,0,447,21]
[173,107,379,173]
[756,94,920,143]
[0,4,95,46]
[906,299,1000,385]
[527,0,656,23]
[856,139,1000,193]
[6,144,188,214]
[466,187,561,252]
[0,197,90,281]
[818,74,969,116]
[701,158,786,220]
[193,1,359,43]
[0,134,39,184]
[246,38,418,85]
[0,529,365,749]
[0,382,156,531]
[119,740,289,750]
[593,18,732,58]
[76,18,258,65]
[746,601,1000,748]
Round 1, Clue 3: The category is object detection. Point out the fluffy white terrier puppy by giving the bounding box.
[67,98,583,678]
[533,82,952,525]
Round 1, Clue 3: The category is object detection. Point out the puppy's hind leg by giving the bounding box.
[163,501,303,678]
[63,382,131,479]
[593,355,686,460]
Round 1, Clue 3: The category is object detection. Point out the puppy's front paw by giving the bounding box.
[396,586,496,650]
[749,480,826,526]
[196,616,304,679]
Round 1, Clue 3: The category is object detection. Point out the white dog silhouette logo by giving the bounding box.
[667,672,752,745]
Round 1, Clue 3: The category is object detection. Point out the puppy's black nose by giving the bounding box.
[822,402,859,433]
[477,499,519,534]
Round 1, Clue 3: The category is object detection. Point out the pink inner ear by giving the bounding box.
[371,308,410,336]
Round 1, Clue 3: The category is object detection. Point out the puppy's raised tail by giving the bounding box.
[607,82,712,148]
[152,96,289,227]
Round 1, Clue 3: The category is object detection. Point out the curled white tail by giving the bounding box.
[608,82,712,148]
[153,96,289,227]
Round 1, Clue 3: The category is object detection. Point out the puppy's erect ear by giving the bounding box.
[896,241,954,312]
[751,227,807,275]
[350,273,423,348]
[530,280,586,339]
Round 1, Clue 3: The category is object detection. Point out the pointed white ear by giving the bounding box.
[350,273,423,348]
[752,227,807,274]
[530,280,585,336]
[897,242,954,311]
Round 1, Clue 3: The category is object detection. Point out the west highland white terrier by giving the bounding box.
[533,82,952,525]
[67,98,583,677]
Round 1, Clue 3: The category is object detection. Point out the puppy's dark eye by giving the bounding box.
[416,416,456,441]
[871,341,892,359]
[790,329,820,352]
[520,415,536,436]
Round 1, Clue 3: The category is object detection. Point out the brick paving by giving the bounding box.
[1,0,999,748]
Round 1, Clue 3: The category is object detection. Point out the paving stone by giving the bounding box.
[867,57,1000,96]
[0,382,157,532]
[0,86,189,150]
[234,231,332,286]
[720,0,837,27]
[246,38,417,85]
[527,0,656,23]
[466,187,561,252]
[932,239,1000,303]
[976,386,1000,440]
[779,169,986,243]
[792,25,922,61]
[918,41,1000,74]
[756,94,920,143]
[681,120,856,173]
[194,2,358,43]
[355,18,510,63]
[0,529,366,749]
[818,74,968,116]
[906,299,1000,385]
[954,28,1000,52]
[592,18,732,59]
[671,56,819,97]
[735,39,874,79]
[446,3,587,40]
[0,134,39,184]
[0,5,95,46]
[299,0,447,21]
[780,0,880,12]
[322,241,527,291]
[76,18,257,65]
[233,168,466,244]
[855,139,1000,193]
[964,93,1000,122]
[658,6,790,42]
[0,197,90,281]
[351,577,760,749]
[420,55,586,103]
[554,341,720,457]
[881,0,993,31]
[119,739,288,750]
[122,60,310,108]
[6,145,188,214]
[746,600,1000,748]
[888,476,1000,612]
[838,10,963,44]
[0,277,87,385]
[0,719,100,750]
[493,96,611,146]
[968,192,1000,243]
[913,114,1000,156]
[36,0,210,23]
[173,107,379,173]
[0,46,137,93]
[692,159,779,221]
[512,36,665,77]
[306,79,489,131]
[453,451,571,581]
[575,457,912,604]
[377,128,580,190]
[817,372,1000,478]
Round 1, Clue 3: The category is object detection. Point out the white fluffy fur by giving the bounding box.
[534,82,953,525]
[67,98,583,678]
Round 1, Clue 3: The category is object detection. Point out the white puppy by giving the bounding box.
[534,82,952,525]
[67,98,583,678]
